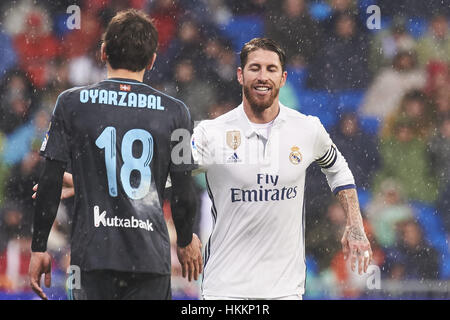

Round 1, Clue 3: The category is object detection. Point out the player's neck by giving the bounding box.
[107,67,145,82]
[242,98,280,124]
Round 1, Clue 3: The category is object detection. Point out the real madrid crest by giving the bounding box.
[289,146,302,165]
[226,130,241,150]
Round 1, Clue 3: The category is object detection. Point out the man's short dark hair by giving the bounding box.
[240,38,286,71]
[103,9,158,72]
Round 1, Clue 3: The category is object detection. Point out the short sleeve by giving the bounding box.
[312,116,335,166]
[191,121,212,172]
[311,116,355,193]
[169,102,198,173]
[40,93,71,164]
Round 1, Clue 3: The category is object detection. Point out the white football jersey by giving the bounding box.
[192,103,355,298]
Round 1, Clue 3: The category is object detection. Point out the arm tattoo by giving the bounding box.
[336,188,364,228]
[347,225,367,242]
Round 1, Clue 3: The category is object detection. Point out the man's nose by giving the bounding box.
[256,70,269,82]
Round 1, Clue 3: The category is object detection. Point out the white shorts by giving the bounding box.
[203,294,303,300]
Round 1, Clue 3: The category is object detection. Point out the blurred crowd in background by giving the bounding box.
[0,0,449,299]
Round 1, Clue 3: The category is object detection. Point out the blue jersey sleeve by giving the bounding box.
[40,92,71,163]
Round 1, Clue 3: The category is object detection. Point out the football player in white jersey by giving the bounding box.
[191,38,372,300]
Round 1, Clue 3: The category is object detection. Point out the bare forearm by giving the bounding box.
[335,188,363,228]
[336,188,372,273]
[336,188,370,246]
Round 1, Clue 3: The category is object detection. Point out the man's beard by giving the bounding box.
[243,81,280,115]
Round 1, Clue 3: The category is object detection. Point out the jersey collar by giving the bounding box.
[238,102,288,138]
[102,77,144,83]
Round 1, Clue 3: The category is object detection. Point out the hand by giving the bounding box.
[341,225,372,274]
[176,233,203,282]
[29,252,52,300]
[32,172,74,200]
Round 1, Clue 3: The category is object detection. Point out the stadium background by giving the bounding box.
[0,0,449,300]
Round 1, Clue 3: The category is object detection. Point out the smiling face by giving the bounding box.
[237,49,287,115]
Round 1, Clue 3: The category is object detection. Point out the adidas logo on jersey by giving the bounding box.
[93,206,153,232]
[226,152,242,163]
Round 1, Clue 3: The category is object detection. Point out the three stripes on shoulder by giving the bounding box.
[315,145,337,169]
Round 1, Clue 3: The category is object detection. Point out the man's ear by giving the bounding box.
[280,70,288,88]
[237,67,244,85]
[147,53,157,70]
[100,42,107,62]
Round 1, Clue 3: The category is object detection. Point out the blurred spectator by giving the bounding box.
[0,133,7,205]
[203,0,233,26]
[424,61,449,97]
[0,204,32,292]
[321,0,361,35]
[166,18,206,69]
[201,37,227,78]
[35,58,81,116]
[67,44,106,87]
[0,237,32,292]
[46,58,72,96]
[0,206,31,291]
[166,59,217,121]
[265,0,322,67]
[428,113,450,190]
[207,102,236,120]
[0,31,17,80]
[307,199,346,272]
[307,13,369,91]
[13,10,60,88]
[381,90,434,140]
[304,163,331,247]
[373,116,439,204]
[97,0,141,27]
[436,181,450,234]
[365,178,415,249]
[202,40,241,107]
[149,0,181,54]
[384,219,440,280]
[415,14,450,66]
[431,83,450,118]
[368,16,416,74]
[225,0,268,15]
[378,0,450,19]
[360,51,426,122]
[156,17,206,83]
[2,1,46,36]
[0,204,30,251]
[0,70,39,135]
[4,143,44,229]
[60,11,102,60]
[330,112,380,191]
[1,110,50,167]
